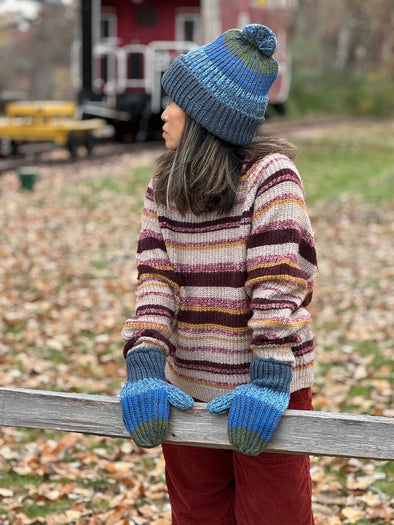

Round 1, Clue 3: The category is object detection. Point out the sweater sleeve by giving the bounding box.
[245,155,317,364]
[121,181,178,357]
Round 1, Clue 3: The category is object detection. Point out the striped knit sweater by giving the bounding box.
[122,153,318,402]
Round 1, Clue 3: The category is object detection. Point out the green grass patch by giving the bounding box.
[86,499,111,513]
[352,341,392,370]
[80,478,114,490]
[353,518,390,525]
[348,384,373,398]
[288,70,394,119]
[295,127,394,204]
[373,460,394,496]
[67,166,152,206]
[373,479,394,496]
[91,124,393,208]
[0,471,41,489]
[25,500,72,519]
[48,347,69,366]
[55,123,394,209]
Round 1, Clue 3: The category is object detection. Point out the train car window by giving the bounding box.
[101,20,111,39]
[101,56,109,83]
[175,13,201,43]
[128,54,143,80]
[183,20,195,42]
[100,12,117,40]
[137,6,157,26]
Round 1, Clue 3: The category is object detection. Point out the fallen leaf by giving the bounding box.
[341,507,364,522]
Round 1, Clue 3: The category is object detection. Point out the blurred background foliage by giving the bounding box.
[288,0,393,117]
[0,0,393,116]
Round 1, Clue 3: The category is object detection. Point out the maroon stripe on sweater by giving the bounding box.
[138,236,167,253]
[257,168,303,195]
[252,333,300,346]
[123,329,175,357]
[302,291,313,307]
[136,304,174,319]
[293,339,314,357]
[299,238,318,266]
[252,297,299,311]
[249,228,316,266]
[177,309,251,328]
[248,227,301,248]
[158,212,251,234]
[138,264,247,289]
[176,270,247,288]
[138,264,176,281]
[174,356,250,375]
[247,262,308,281]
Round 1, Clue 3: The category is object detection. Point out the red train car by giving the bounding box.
[73,0,291,141]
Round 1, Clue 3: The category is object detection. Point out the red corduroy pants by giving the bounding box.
[162,387,314,525]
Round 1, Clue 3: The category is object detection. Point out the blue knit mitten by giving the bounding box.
[120,348,194,448]
[207,358,292,456]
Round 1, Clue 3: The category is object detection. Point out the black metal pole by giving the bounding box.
[79,0,93,102]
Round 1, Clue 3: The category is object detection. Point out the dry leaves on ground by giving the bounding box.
[0,143,393,524]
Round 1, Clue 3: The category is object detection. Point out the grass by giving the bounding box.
[288,70,394,119]
[64,167,150,210]
[354,341,392,370]
[294,125,394,204]
[25,500,72,519]
[94,123,394,206]
[0,471,41,488]
[374,462,394,496]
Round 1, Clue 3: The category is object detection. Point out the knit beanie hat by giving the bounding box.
[161,24,278,146]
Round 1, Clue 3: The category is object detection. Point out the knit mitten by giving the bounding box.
[120,348,194,448]
[207,358,292,456]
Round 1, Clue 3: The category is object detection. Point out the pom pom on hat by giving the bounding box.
[161,24,279,145]
[241,24,277,56]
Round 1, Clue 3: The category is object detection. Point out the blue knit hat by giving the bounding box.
[161,24,278,146]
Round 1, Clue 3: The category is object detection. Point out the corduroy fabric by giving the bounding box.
[162,387,315,525]
[161,24,279,145]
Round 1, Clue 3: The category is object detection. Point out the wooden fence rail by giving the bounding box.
[0,388,393,460]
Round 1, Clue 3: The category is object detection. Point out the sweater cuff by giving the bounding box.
[250,357,292,393]
[126,347,166,382]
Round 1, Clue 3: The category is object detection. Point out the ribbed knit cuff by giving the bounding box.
[250,357,292,393]
[126,348,166,382]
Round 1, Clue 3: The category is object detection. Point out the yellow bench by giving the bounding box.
[0,101,106,157]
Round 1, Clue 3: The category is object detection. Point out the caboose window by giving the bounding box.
[175,12,201,44]
[100,11,117,40]
[183,20,195,42]
[102,56,109,83]
[101,20,110,39]
[128,53,143,80]
[137,6,157,26]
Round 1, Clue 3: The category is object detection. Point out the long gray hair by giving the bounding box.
[154,114,297,215]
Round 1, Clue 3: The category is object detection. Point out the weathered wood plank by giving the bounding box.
[0,387,393,460]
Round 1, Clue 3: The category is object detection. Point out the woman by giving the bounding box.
[120,24,317,525]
